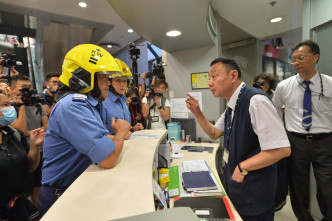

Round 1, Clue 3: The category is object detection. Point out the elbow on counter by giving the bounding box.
[99,161,116,169]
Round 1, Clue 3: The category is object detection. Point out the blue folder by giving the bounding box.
[182,171,217,191]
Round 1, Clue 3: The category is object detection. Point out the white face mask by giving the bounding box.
[0,106,17,126]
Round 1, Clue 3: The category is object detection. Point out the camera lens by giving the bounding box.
[130,96,139,105]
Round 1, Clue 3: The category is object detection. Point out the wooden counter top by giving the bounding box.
[42,130,167,221]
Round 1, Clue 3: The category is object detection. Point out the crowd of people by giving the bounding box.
[0,39,331,221]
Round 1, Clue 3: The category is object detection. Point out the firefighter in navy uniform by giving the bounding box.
[38,44,131,217]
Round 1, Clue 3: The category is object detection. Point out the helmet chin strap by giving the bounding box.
[91,75,104,101]
[109,80,122,97]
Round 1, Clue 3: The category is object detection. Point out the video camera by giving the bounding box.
[253,81,264,89]
[0,54,22,68]
[128,43,141,57]
[128,43,144,87]
[148,91,163,99]
[146,62,165,80]
[0,41,22,68]
[19,86,45,106]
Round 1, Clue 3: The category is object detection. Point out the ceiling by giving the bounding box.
[0,0,302,54]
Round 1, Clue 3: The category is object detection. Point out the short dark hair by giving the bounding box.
[155,79,168,89]
[253,72,276,92]
[210,57,242,79]
[45,72,60,82]
[10,74,31,87]
[292,40,320,62]
[126,85,139,97]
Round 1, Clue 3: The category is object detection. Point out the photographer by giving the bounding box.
[102,59,143,136]
[142,79,170,129]
[9,74,48,207]
[0,90,45,221]
[42,72,60,116]
[126,85,146,128]
[251,72,276,99]
[0,56,19,86]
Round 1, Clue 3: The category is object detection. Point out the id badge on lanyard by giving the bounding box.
[151,116,159,122]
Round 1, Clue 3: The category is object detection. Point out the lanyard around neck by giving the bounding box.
[226,83,246,137]
[297,73,325,97]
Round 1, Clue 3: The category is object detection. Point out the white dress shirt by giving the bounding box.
[273,72,332,133]
[215,82,290,151]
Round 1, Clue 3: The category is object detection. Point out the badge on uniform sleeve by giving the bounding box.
[72,93,87,102]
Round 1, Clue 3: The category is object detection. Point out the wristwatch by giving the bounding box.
[157,106,163,109]
[238,163,248,176]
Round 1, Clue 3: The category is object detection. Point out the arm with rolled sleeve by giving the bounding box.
[272,84,285,120]
[58,102,127,169]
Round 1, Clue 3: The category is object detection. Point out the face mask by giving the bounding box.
[0,106,17,126]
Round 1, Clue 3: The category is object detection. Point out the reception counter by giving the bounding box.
[42,130,168,221]
[41,130,242,220]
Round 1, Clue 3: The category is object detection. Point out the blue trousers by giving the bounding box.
[240,207,275,221]
[38,185,66,218]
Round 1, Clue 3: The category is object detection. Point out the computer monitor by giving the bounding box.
[170,118,196,141]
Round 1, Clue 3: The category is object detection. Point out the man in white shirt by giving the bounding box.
[273,40,332,221]
[186,57,290,220]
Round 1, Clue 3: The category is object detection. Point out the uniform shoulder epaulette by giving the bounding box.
[72,93,87,102]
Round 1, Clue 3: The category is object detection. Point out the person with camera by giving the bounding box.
[126,85,146,129]
[41,72,60,116]
[0,89,45,221]
[102,59,144,136]
[9,74,48,207]
[0,56,19,84]
[251,72,276,99]
[38,44,131,217]
[142,79,170,129]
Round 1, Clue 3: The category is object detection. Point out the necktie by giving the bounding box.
[225,107,232,148]
[302,80,312,131]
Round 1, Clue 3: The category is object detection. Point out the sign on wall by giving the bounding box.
[191,72,209,89]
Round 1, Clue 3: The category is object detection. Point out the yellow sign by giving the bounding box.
[191,72,209,89]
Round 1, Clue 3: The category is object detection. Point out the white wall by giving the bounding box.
[223,41,260,85]
[164,45,222,141]
[303,0,332,39]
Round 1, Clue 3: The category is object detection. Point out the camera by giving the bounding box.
[0,54,22,68]
[128,43,140,57]
[19,86,45,106]
[148,91,163,99]
[253,81,264,89]
[146,62,166,80]
[130,96,139,105]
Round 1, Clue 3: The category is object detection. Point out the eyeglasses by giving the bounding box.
[289,56,307,64]
[48,81,60,85]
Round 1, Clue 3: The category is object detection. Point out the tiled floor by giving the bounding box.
[274,196,297,221]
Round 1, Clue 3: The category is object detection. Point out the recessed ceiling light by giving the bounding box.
[106,45,112,48]
[79,2,87,8]
[166,30,182,37]
[128,29,133,33]
[270,17,282,23]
